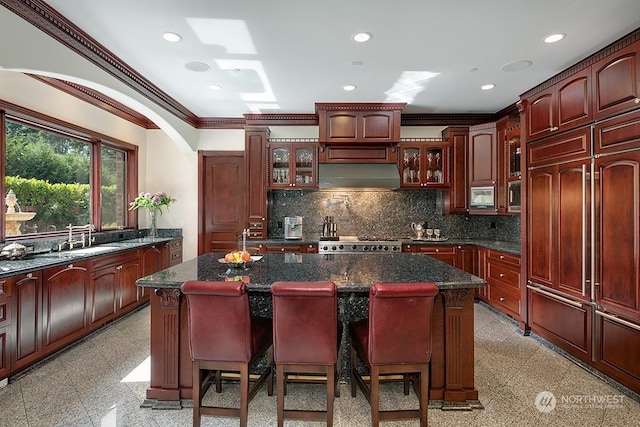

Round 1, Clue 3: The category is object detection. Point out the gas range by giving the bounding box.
[318,236,402,254]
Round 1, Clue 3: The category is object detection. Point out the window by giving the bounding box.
[100,145,128,229]
[2,114,136,239]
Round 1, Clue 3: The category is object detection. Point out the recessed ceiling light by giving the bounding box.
[544,33,566,44]
[162,32,182,42]
[184,61,211,72]
[501,60,533,72]
[353,32,372,43]
[481,84,496,90]
[343,85,357,91]
[209,84,222,91]
[469,67,479,73]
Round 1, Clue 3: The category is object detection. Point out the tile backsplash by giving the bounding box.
[268,190,520,242]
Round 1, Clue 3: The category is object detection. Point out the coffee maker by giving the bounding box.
[284,216,303,239]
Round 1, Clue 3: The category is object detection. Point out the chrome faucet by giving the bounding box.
[62,223,95,250]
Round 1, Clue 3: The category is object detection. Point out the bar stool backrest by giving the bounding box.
[368,282,439,365]
[271,281,338,364]
[182,280,253,362]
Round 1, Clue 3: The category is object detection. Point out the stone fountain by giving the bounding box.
[5,189,36,236]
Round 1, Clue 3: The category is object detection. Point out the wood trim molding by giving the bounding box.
[0,0,198,127]
[29,75,159,129]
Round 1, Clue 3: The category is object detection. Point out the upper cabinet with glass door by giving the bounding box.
[268,143,317,189]
[399,141,449,188]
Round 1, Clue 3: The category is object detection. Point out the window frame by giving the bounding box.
[0,101,139,242]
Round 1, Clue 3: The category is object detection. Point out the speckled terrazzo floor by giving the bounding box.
[1,303,638,427]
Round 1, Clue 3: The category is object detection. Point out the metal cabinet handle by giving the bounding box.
[499,297,505,302]
[499,273,505,277]
[527,284,583,308]
[596,310,640,331]
[634,98,640,104]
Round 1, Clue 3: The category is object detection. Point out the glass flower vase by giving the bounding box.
[148,208,159,238]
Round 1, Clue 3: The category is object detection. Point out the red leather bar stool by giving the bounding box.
[181,280,273,427]
[349,282,439,427]
[271,281,342,427]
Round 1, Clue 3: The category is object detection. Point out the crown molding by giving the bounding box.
[0,0,198,127]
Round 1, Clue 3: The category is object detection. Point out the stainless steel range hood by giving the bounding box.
[318,163,400,190]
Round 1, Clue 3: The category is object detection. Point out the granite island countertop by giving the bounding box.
[136,251,486,292]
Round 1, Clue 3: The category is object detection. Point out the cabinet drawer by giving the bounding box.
[303,244,318,253]
[487,249,520,267]
[0,279,10,297]
[410,245,455,255]
[487,262,521,290]
[489,282,522,318]
[263,244,303,253]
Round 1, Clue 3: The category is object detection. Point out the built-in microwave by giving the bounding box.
[469,186,495,210]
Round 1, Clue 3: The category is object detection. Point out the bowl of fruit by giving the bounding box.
[219,251,252,269]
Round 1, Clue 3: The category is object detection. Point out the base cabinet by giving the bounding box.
[594,311,640,392]
[42,262,90,355]
[476,248,523,325]
[528,286,593,363]
[2,241,180,380]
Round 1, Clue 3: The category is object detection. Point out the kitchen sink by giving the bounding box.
[62,246,121,256]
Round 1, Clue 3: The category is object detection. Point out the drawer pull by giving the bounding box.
[527,285,583,308]
[499,273,505,277]
[499,255,504,259]
[499,297,505,302]
[596,310,640,331]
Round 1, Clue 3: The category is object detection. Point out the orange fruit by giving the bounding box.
[224,253,234,262]
[241,252,251,262]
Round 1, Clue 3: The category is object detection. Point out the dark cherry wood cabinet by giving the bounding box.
[316,103,404,144]
[456,245,476,274]
[245,128,269,239]
[399,142,449,188]
[167,238,183,267]
[592,41,640,120]
[594,150,640,320]
[267,142,317,189]
[527,286,593,363]
[42,262,90,355]
[523,67,592,141]
[442,127,470,214]
[0,278,11,379]
[469,122,498,191]
[10,272,41,372]
[257,243,318,254]
[2,241,175,380]
[594,108,640,155]
[496,117,521,214]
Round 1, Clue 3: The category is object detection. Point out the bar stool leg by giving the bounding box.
[240,365,249,427]
[371,365,380,427]
[276,364,285,427]
[326,366,335,427]
[192,361,201,427]
[420,367,429,427]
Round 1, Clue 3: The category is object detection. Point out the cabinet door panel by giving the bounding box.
[596,152,640,319]
[527,93,554,140]
[596,313,640,386]
[0,327,7,379]
[13,274,41,369]
[119,260,142,312]
[593,42,640,119]
[469,131,496,185]
[43,264,89,351]
[361,112,394,140]
[529,289,592,361]
[91,268,117,324]
[528,168,554,287]
[327,112,357,139]
[557,163,590,299]
[557,72,591,130]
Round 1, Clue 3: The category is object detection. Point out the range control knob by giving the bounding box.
[382,246,389,251]
[363,246,369,251]
[371,246,377,251]
[322,246,328,251]
[351,245,358,250]
[331,246,337,251]
[339,245,344,250]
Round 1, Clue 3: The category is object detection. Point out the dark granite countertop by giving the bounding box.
[136,252,486,293]
[252,237,521,255]
[0,237,175,278]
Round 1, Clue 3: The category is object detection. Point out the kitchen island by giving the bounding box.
[137,252,486,410]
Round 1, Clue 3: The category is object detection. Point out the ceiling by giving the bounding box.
[9,1,640,120]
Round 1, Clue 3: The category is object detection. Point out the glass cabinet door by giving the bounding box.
[294,146,314,186]
[401,147,421,185]
[271,147,290,185]
[508,132,521,179]
[425,147,444,183]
